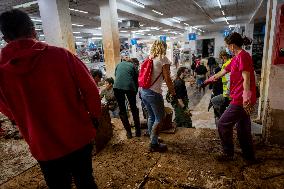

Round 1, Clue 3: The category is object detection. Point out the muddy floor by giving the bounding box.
[1,85,284,189]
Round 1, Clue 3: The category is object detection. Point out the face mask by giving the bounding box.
[226,47,233,55]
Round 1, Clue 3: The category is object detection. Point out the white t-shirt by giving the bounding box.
[149,56,171,94]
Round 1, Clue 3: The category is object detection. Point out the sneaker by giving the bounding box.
[215,153,235,162]
[149,143,168,153]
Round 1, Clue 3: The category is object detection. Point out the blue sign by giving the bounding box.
[224,30,230,37]
[160,35,167,42]
[88,42,96,49]
[131,38,137,45]
[188,33,196,41]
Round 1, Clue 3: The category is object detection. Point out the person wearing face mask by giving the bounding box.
[172,67,193,128]
[203,32,256,162]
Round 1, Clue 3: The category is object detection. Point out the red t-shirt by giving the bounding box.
[225,50,256,106]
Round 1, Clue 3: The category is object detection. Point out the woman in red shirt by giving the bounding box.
[204,32,256,162]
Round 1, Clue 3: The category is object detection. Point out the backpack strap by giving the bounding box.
[150,70,163,87]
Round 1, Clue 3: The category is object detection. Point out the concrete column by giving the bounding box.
[258,0,273,120]
[99,0,121,77]
[38,0,75,54]
[244,24,254,55]
[260,0,284,145]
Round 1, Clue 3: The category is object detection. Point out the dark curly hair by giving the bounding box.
[177,67,188,78]
[105,77,114,85]
[0,9,34,41]
[224,32,252,47]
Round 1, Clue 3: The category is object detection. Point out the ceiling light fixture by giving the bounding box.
[118,19,123,23]
[225,17,229,25]
[69,8,88,14]
[72,24,84,27]
[13,1,37,9]
[39,34,44,37]
[125,0,145,8]
[92,37,102,40]
[93,33,102,36]
[35,28,42,31]
[31,18,42,22]
[152,9,164,15]
[171,17,181,23]
[184,23,189,26]
[222,10,225,16]
[75,36,82,39]
[73,32,81,34]
[217,0,222,8]
[120,31,128,33]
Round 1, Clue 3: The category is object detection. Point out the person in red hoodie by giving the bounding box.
[0,10,101,189]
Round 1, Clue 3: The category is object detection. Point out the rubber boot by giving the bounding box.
[119,113,132,139]
[132,108,141,137]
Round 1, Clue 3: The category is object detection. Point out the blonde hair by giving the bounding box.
[150,40,167,59]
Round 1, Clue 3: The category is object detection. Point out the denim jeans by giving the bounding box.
[140,89,165,145]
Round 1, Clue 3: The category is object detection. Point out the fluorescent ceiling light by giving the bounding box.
[150,27,159,30]
[69,8,88,14]
[147,34,151,36]
[125,0,145,8]
[217,0,222,8]
[152,9,163,15]
[92,37,102,40]
[171,17,181,23]
[35,28,42,31]
[184,23,189,26]
[97,27,101,30]
[221,10,225,16]
[73,32,81,34]
[39,34,44,37]
[139,24,144,27]
[72,24,84,27]
[93,33,102,36]
[13,1,37,9]
[120,31,128,33]
[31,18,42,22]
[225,17,229,25]
[163,29,169,32]
[118,19,123,23]
[75,36,82,39]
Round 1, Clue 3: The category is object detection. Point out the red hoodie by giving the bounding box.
[0,39,101,161]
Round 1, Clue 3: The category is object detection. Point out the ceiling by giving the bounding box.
[0,0,267,41]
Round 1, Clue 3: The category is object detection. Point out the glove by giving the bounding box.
[202,75,216,87]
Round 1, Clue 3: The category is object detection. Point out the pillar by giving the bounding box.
[258,0,273,120]
[38,0,75,54]
[99,0,121,77]
[244,24,254,55]
[260,0,284,145]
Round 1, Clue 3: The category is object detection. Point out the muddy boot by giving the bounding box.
[132,109,141,137]
[149,143,168,153]
[119,113,132,139]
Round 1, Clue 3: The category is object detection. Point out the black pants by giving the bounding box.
[38,144,97,189]
[113,88,140,130]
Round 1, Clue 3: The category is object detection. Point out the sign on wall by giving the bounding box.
[188,33,197,41]
[160,35,167,42]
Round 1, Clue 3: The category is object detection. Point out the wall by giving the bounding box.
[197,32,225,58]
[260,0,284,145]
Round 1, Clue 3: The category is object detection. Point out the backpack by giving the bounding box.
[138,58,162,89]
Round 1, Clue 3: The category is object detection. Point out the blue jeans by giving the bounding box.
[140,89,165,145]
